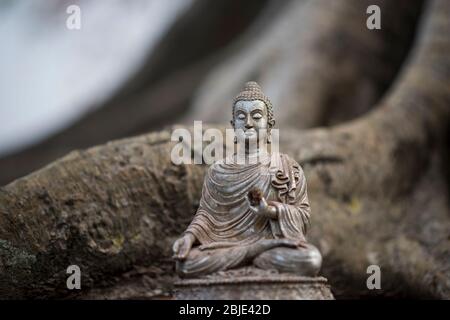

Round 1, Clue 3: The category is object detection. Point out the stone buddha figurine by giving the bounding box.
[173,81,322,278]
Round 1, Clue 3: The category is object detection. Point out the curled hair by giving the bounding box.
[231,81,276,131]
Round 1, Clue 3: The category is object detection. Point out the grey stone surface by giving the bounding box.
[174,267,334,300]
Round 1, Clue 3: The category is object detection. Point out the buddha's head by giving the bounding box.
[231,81,276,145]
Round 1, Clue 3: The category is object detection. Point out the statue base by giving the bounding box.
[174,267,334,300]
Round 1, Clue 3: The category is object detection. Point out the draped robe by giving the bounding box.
[177,152,321,277]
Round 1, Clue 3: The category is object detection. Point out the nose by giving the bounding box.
[245,117,253,129]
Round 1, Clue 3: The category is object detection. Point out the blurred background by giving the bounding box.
[0,0,278,185]
[0,0,192,156]
[0,0,425,185]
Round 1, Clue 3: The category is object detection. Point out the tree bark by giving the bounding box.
[0,0,448,299]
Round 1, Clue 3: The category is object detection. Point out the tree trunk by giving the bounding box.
[185,0,424,128]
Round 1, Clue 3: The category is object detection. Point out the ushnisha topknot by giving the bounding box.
[232,81,276,129]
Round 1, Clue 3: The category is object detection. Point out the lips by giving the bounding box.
[244,129,257,135]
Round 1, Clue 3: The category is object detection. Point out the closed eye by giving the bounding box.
[252,113,262,119]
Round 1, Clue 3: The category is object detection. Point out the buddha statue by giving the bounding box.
[173,81,322,278]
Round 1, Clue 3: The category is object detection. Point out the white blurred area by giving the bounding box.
[0,0,191,156]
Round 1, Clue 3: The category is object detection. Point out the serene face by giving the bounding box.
[233,100,268,144]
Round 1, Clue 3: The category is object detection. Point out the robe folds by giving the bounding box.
[177,152,318,277]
